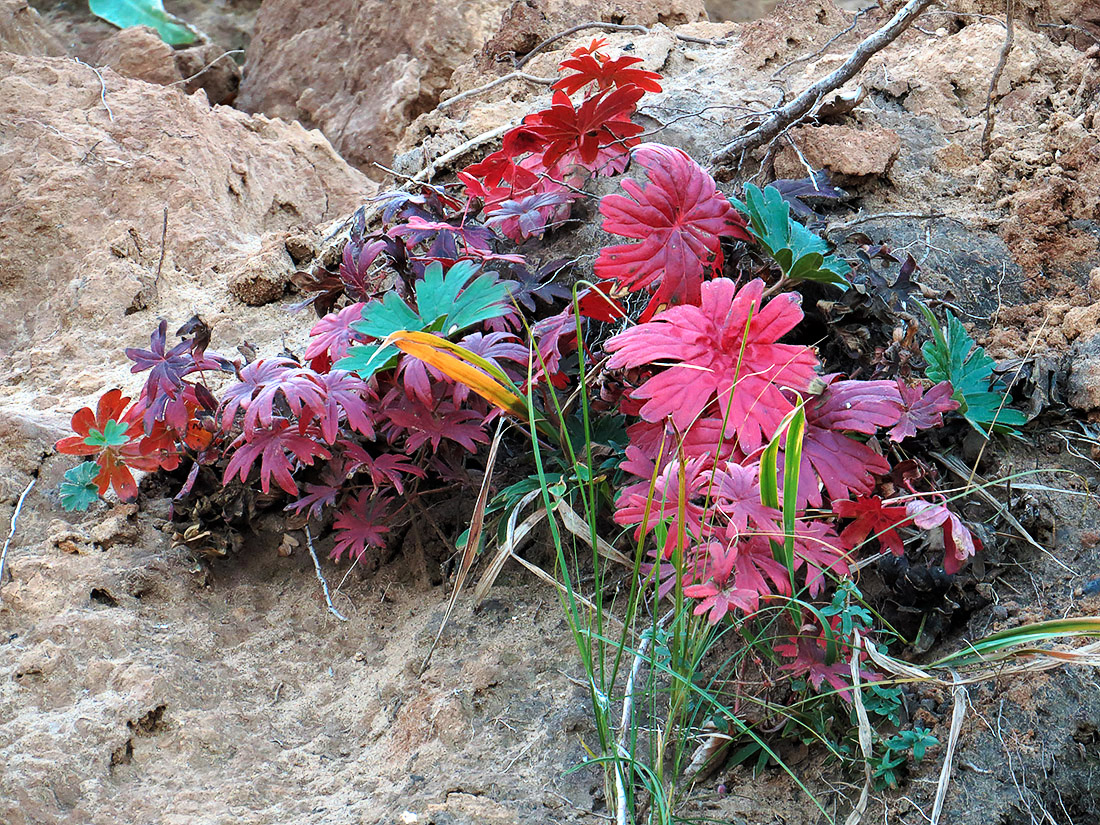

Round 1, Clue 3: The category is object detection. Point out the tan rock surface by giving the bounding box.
[0,0,64,55]
[0,51,376,481]
[237,0,516,176]
[91,25,182,86]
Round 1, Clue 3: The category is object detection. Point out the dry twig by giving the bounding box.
[74,58,114,122]
[437,71,555,110]
[0,479,36,602]
[981,0,1015,157]
[711,0,936,167]
[304,524,348,621]
[171,49,244,87]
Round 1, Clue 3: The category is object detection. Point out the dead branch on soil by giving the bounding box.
[411,122,516,183]
[771,6,877,78]
[74,58,114,122]
[436,71,556,110]
[981,0,1015,157]
[304,524,348,621]
[0,478,37,602]
[512,21,729,72]
[711,0,937,169]
[170,49,244,87]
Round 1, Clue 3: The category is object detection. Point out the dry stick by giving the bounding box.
[170,49,245,87]
[412,122,516,182]
[711,0,936,167]
[514,22,650,69]
[304,524,348,621]
[615,608,674,825]
[0,479,36,602]
[74,58,114,122]
[981,0,1015,158]
[513,20,729,71]
[437,71,555,110]
[155,206,169,286]
[771,6,876,78]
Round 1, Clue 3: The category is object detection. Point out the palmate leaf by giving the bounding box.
[59,462,100,511]
[731,184,850,289]
[341,261,512,380]
[920,306,1026,435]
[89,0,196,45]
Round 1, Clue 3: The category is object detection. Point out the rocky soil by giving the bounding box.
[2,0,1099,823]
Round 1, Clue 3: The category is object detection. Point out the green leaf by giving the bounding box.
[59,462,100,511]
[335,342,400,380]
[920,305,1025,435]
[343,260,512,381]
[88,0,196,45]
[84,418,129,448]
[353,293,423,340]
[730,184,851,289]
[418,260,510,334]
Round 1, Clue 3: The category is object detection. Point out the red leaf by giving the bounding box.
[834,496,911,556]
[223,420,331,495]
[505,87,644,173]
[595,143,750,312]
[553,54,663,96]
[605,278,819,453]
[888,380,959,442]
[332,493,393,561]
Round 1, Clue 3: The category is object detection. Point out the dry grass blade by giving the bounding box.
[508,548,609,618]
[473,502,547,603]
[845,632,873,825]
[930,451,1042,549]
[555,499,632,567]
[420,421,505,674]
[930,678,968,825]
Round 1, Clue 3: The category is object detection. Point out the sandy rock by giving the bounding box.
[227,233,297,306]
[480,0,706,63]
[91,25,181,86]
[0,51,375,482]
[775,124,901,182]
[237,0,516,175]
[1063,303,1100,342]
[0,0,64,55]
[1067,333,1100,412]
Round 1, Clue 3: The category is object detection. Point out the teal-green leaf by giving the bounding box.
[88,0,197,45]
[336,342,399,381]
[353,293,423,340]
[59,462,100,511]
[731,183,850,289]
[920,306,1025,435]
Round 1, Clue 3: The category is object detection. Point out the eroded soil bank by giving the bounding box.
[2,0,1099,823]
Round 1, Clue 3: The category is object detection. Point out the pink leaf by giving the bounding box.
[905,499,980,574]
[605,278,819,454]
[888,380,959,442]
[223,420,331,496]
[595,143,750,312]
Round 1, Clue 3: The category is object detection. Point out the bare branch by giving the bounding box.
[0,478,36,601]
[437,71,555,111]
[304,524,348,621]
[981,0,1015,157]
[513,22,650,69]
[711,0,937,168]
